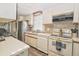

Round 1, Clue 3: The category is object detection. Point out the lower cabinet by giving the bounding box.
[25,35,48,54]
[73,42,79,56]
[25,35,31,45]
[30,37,37,48]
[37,37,48,53]
[25,35,37,48]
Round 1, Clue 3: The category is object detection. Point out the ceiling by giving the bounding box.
[17,3,59,15]
[17,3,74,16]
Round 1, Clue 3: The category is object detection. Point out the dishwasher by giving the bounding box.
[37,36,48,54]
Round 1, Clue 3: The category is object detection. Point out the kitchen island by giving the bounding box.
[0,36,29,56]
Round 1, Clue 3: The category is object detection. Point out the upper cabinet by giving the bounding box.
[43,4,74,24]
[24,14,33,25]
[18,16,24,21]
[28,14,33,25]
[43,10,52,24]
[73,4,79,23]
[0,3,16,20]
[18,14,33,25]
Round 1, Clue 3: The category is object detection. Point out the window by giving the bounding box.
[33,11,44,32]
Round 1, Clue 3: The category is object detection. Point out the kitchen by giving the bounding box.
[0,3,79,56]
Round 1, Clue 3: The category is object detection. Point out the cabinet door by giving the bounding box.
[25,36,28,44]
[25,36,31,45]
[73,43,79,56]
[43,10,52,24]
[73,4,79,23]
[30,37,37,48]
[29,15,33,25]
[37,38,48,53]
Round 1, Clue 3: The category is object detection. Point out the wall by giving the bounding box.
[0,3,16,20]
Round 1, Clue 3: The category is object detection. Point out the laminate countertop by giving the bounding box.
[0,36,29,56]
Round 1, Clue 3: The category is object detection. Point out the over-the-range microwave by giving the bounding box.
[52,12,73,22]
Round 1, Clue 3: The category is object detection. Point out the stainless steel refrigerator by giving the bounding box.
[18,20,28,41]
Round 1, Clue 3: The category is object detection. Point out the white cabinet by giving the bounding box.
[29,15,33,25]
[25,35,37,48]
[73,4,79,23]
[43,10,52,24]
[73,43,79,56]
[37,37,48,53]
[25,34,48,54]
[0,3,16,19]
[30,37,37,48]
[25,15,33,25]
[18,16,24,21]
[25,35,31,45]
[18,15,33,25]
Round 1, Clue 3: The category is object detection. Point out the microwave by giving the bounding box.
[52,12,73,22]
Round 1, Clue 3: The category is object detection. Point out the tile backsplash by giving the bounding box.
[53,20,74,29]
[44,24,53,34]
[44,20,75,34]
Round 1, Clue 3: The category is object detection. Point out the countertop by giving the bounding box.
[0,36,29,56]
[25,31,51,37]
[25,31,79,43]
[72,37,79,43]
